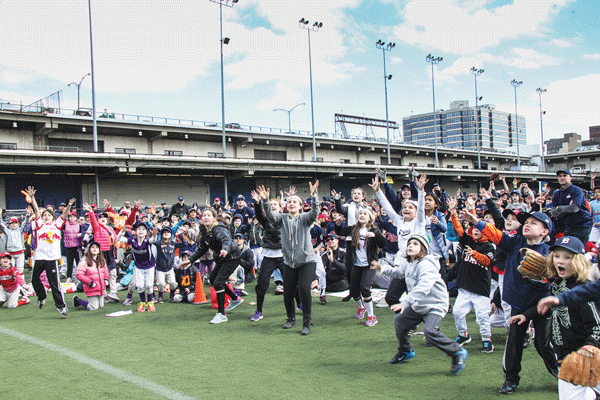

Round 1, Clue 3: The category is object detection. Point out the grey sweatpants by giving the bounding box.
[394,306,461,356]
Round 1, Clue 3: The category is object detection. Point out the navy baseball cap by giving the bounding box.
[160,227,172,235]
[178,196,184,201]
[325,232,339,240]
[550,236,585,254]
[556,169,571,176]
[132,220,148,230]
[517,211,553,232]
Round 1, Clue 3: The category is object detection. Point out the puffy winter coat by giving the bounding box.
[75,259,109,297]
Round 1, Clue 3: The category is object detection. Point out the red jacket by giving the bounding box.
[88,212,115,252]
[75,259,109,297]
[0,266,25,292]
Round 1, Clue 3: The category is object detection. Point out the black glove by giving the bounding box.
[377,168,387,182]
[89,279,95,288]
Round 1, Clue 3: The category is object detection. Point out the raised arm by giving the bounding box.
[25,186,40,220]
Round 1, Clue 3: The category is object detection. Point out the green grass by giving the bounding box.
[1,286,557,400]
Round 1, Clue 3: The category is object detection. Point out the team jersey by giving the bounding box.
[34,216,65,260]
[0,266,25,292]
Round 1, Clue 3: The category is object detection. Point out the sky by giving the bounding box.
[1,0,599,150]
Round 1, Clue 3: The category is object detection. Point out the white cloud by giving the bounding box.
[540,38,575,48]
[390,57,403,65]
[392,0,575,55]
[2,72,29,83]
[583,53,600,60]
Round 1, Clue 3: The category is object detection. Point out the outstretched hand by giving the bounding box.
[309,180,319,196]
[250,190,261,203]
[416,174,428,192]
[256,185,270,200]
[369,177,380,192]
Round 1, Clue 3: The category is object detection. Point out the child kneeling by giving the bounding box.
[74,242,109,310]
[372,234,468,374]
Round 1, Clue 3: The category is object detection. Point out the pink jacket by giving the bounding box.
[75,259,109,297]
[89,212,115,252]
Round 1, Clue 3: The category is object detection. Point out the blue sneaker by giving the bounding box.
[225,298,244,312]
[451,348,468,374]
[389,349,416,364]
[250,311,263,321]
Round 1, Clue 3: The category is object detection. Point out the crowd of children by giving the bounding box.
[3,168,600,397]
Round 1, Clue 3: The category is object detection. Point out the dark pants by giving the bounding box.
[564,225,592,246]
[283,262,316,319]
[394,306,461,356]
[255,256,284,312]
[210,258,240,314]
[503,307,558,384]
[32,259,66,308]
[349,266,375,301]
[65,247,80,278]
[385,277,407,306]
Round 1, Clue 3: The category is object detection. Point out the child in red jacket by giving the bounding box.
[0,252,30,308]
[74,242,109,311]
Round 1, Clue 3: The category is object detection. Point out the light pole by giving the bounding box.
[274,103,305,134]
[511,79,523,170]
[68,73,90,111]
[376,40,395,165]
[470,67,484,169]
[209,0,238,160]
[537,87,547,172]
[426,54,443,168]
[87,0,100,205]
[299,18,322,162]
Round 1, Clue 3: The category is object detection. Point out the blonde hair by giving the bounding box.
[546,251,590,283]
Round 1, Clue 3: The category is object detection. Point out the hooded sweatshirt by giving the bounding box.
[262,195,319,268]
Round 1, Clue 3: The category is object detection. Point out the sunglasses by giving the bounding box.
[326,237,337,241]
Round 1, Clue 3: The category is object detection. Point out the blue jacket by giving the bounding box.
[478,220,550,311]
[551,184,592,229]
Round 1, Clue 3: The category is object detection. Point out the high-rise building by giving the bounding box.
[402,101,526,152]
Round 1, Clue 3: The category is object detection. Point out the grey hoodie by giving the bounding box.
[380,254,448,318]
[262,196,319,268]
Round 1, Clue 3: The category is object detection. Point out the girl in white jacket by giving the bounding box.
[371,234,468,374]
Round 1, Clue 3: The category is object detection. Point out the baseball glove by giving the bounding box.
[558,346,600,387]
[517,248,548,281]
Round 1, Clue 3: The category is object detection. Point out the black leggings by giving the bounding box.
[349,266,375,301]
[385,277,407,307]
[210,258,240,314]
[65,247,80,278]
[255,256,284,312]
[283,262,316,319]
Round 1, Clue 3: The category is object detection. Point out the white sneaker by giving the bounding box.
[225,298,244,312]
[210,313,228,324]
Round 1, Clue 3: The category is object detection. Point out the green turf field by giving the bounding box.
[1,286,557,400]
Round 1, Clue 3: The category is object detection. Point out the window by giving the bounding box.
[254,149,286,161]
[427,163,435,167]
[408,162,417,167]
[365,160,375,165]
[0,142,17,149]
[462,166,470,169]
[165,150,183,156]
[208,152,224,158]
[115,148,136,154]
[381,157,401,166]
[446,164,454,169]
[340,159,351,164]
[315,157,324,162]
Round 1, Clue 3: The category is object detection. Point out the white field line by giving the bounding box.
[0,326,197,400]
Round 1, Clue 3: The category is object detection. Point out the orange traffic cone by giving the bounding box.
[193,272,209,304]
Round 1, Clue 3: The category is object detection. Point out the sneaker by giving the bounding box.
[107,293,120,303]
[210,313,228,324]
[451,348,468,374]
[137,302,146,312]
[274,284,284,295]
[157,297,164,304]
[250,311,263,322]
[481,341,494,353]
[365,315,378,327]
[455,334,472,346]
[319,295,327,305]
[147,302,156,312]
[355,307,366,320]
[123,297,132,306]
[38,299,45,309]
[21,296,30,305]
[225,297,244,312]
[499,380,518,395]
[389,349,415,364]
[241,290,249,296]
[57,306,68,318]
[342,293,352,302]
[73,296,83,309]
[283,318,296,329]
[524,325,534,349]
